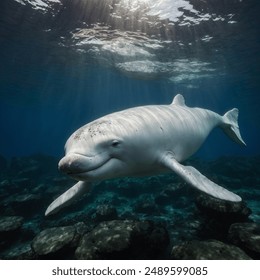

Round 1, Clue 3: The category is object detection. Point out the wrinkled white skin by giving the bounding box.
[45,94,246,216]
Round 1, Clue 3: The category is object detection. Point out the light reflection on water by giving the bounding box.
[0,0,259,158]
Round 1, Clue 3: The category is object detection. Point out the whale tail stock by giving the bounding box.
[171,94,246,147]
[221,108,246,146]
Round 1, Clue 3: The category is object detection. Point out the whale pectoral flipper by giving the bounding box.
[45,181,91,216]
[162,153,242,202]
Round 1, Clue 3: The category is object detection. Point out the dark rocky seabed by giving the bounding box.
[0,154,259,260]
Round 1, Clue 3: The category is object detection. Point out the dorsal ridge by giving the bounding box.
[171,94,186,106]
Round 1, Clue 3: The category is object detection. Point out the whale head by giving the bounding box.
[58,119,135,181]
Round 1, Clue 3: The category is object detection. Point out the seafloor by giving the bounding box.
[0,154,259,260]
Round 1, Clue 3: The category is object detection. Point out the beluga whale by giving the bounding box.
[45,94,246,216]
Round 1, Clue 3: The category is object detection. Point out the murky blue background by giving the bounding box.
[0,0,259,160]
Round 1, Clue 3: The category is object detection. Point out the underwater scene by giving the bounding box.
[0,0,259,260]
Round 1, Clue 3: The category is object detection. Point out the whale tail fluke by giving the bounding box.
[221,108,246,146]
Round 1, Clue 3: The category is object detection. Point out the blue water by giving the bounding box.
[0,0,259,260]
[0,0,259,159]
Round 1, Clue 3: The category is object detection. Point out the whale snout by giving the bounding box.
[58,153,91,174]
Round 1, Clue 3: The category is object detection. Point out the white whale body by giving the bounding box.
[45,94,246,216]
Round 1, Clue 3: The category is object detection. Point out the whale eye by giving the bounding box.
[111,140,120,147]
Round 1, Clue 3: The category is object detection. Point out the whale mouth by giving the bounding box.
[58,153,112,178]
[65,161,106,175]
[65,158,117,181]
[66,162,107,175]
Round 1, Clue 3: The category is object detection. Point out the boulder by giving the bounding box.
[31,226,78,259]
[195,194,251,222]
[75,220,169,259]
[171,239,251,260]
[228,223,260,259]
[0,216,24,249]
[195,194,252,240]
[0,216,24,233]
[2,243,36,260]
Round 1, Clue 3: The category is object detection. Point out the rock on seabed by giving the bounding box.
[0,216,24,232]
[196,194,252,221]
[0,216,24,250]
[171,240,251,260]
[75,220,169,259]
[31,226,77,258]
[228,222,260,259]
